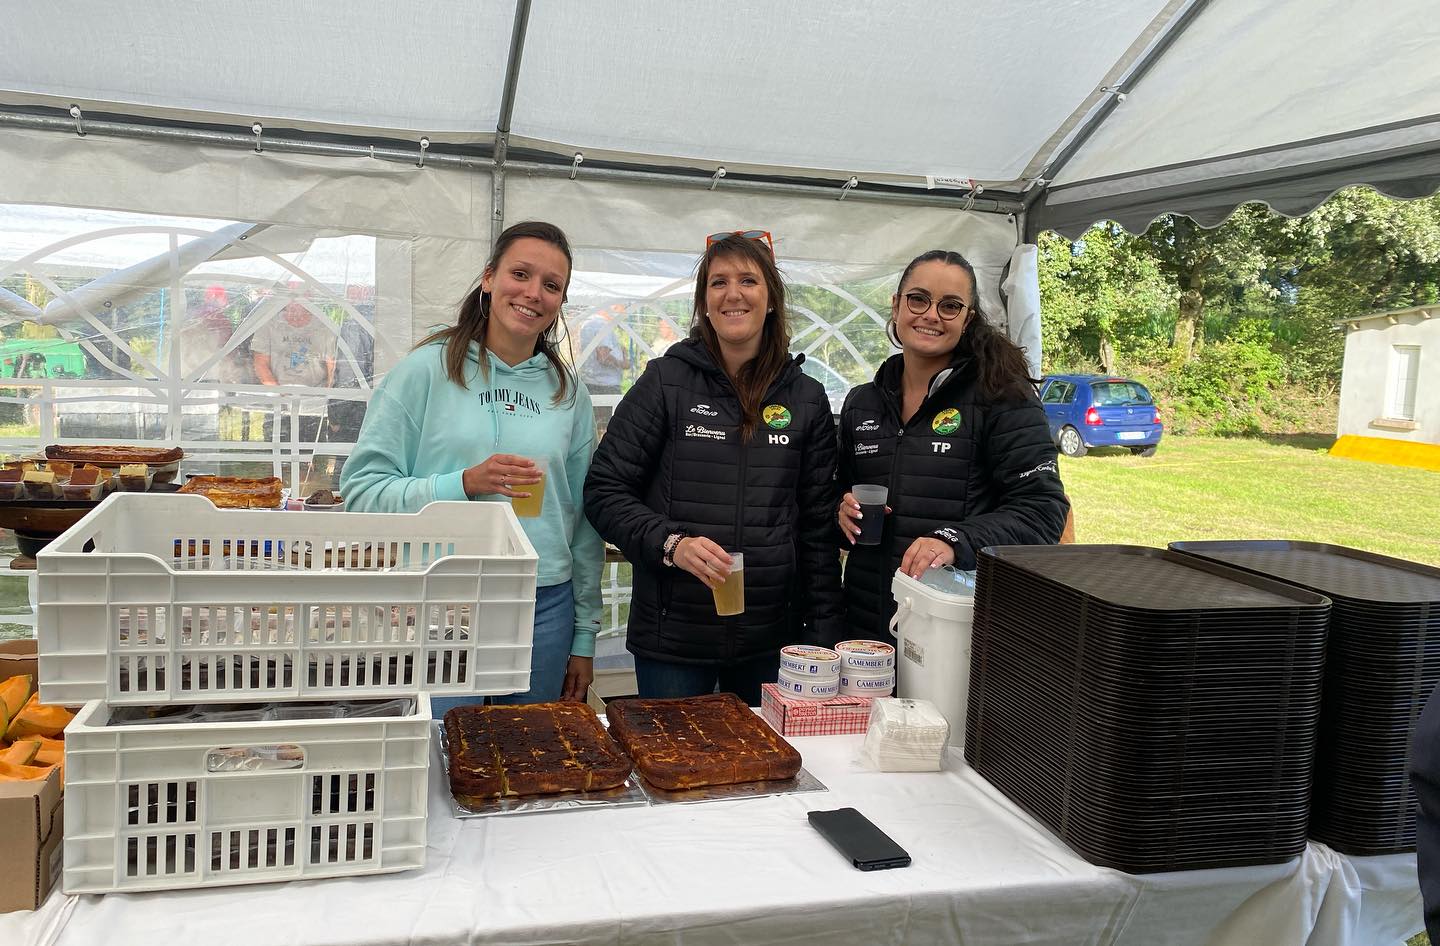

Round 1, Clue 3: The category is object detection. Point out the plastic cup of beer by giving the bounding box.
[852,484,888,546]
[509,458,547,518]
[712,552,745,616]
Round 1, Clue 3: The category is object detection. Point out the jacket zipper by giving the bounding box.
[880,385,910,638]
[727,428,748,662]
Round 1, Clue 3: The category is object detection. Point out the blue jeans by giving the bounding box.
[430,581,574,716]
[632,653,779,707]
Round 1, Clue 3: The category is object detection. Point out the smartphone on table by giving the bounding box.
[807,807,912,871]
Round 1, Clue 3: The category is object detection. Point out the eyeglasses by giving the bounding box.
[902,291,969,321]
[706,229,774,253]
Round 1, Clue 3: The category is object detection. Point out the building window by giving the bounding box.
[1389,345,1421,420]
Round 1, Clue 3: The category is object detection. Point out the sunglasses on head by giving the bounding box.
[705,229,774,253]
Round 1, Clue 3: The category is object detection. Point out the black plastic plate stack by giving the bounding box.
[966,545,1331,874]
[1170,540,1440,856]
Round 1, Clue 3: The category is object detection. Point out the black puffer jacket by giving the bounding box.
[838,352,1069,641]
[584,337,843,664]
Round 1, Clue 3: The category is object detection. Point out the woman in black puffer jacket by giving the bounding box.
[836,250,1069,642]
[584,232,843,705]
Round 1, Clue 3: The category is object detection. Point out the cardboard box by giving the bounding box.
[760,683,873,737]
[0,639,39,684]
[0,639,64,913]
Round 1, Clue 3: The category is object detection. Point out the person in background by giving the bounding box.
[179,284,239,382]
[584,230,843,706]
[835,249,1069,641]
[651,317,680,357]
[341,221,601,710]
[253,285,338,443]
[579,302,630,436]
[579,303,630,396]
[316,295,377,485]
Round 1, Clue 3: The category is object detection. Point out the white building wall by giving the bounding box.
[1336,311,1440,443]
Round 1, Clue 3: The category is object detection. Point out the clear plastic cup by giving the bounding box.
[509,458,548,518]
[852,484,888,546]
[712,552,745,616]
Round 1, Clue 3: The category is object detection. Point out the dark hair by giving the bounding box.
[419,220,576,405]
[891,250,1038,402]
[690,234,792,439]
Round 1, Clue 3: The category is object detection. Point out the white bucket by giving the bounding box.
[888,569,975,750]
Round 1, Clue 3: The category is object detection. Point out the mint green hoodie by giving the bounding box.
[340,341,602,657]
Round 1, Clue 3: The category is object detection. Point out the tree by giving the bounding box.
[1037,226,1169,372]
[1137,206,1305,362]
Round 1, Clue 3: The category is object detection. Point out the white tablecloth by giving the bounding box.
[2,730,1423,946]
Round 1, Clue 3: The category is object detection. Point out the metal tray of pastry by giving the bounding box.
[437,722,649,818]
[633,767,827,805]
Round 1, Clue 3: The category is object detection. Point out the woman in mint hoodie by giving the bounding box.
[341,221,602,709]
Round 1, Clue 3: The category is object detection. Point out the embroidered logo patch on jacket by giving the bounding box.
[932,408,962,435]
[763,404,792,429]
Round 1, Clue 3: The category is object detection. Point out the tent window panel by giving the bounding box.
[1389,345,1420,421]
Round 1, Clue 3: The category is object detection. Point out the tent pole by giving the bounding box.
[492,0,534,244]
[505,159,1022,213]
[1024,0,1214,215]
[0,109,491,169]
[0,108,1022,214]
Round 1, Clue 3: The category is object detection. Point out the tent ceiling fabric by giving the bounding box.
[0,0,1172,188]
[1,0,1437,236]
[1032,0,1440,235]
[1050,0,1440,186]
[507,0,1171,184]
[1034,119,1440,239]
[0,1,511,139]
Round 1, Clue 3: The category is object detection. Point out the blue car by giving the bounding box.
[1038,374,1164,457]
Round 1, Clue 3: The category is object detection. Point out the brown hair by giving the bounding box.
[419,220,576,405]
[690,234,792,439]
[891,249,1037,403]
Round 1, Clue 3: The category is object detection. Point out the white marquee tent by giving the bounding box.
[0,0,1437,486]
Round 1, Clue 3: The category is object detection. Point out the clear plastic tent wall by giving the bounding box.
[0,128,1019,491]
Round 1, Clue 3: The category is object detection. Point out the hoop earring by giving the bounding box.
[886,318,901,348]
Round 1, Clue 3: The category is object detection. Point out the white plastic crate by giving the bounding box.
[37,494,538,705]
[62,694,432,893]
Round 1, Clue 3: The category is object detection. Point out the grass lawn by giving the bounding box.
[1060,435,1440,566]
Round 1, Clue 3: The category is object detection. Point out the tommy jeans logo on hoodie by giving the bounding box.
[477,388,542,416]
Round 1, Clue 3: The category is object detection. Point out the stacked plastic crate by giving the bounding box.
[36,493,537,893]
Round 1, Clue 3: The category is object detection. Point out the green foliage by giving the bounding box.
[1039,187,1440,433]
[1038,228,1170,372]
[1121,321,1293,436]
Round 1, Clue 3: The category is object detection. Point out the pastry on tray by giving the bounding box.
[63,466,108,501]
[117,463,152,492]
[21,468,61,500]
[178,475,284,509]
[444,702,632,801]
[0,467,23,500]
[45,459,75,480]
[605,693,802,790]
[45,444,184,464]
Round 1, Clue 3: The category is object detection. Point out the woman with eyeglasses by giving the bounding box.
[584,231,843,705]
[835,250,1069,640]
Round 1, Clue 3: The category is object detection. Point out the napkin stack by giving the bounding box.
[859,697,950,772]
